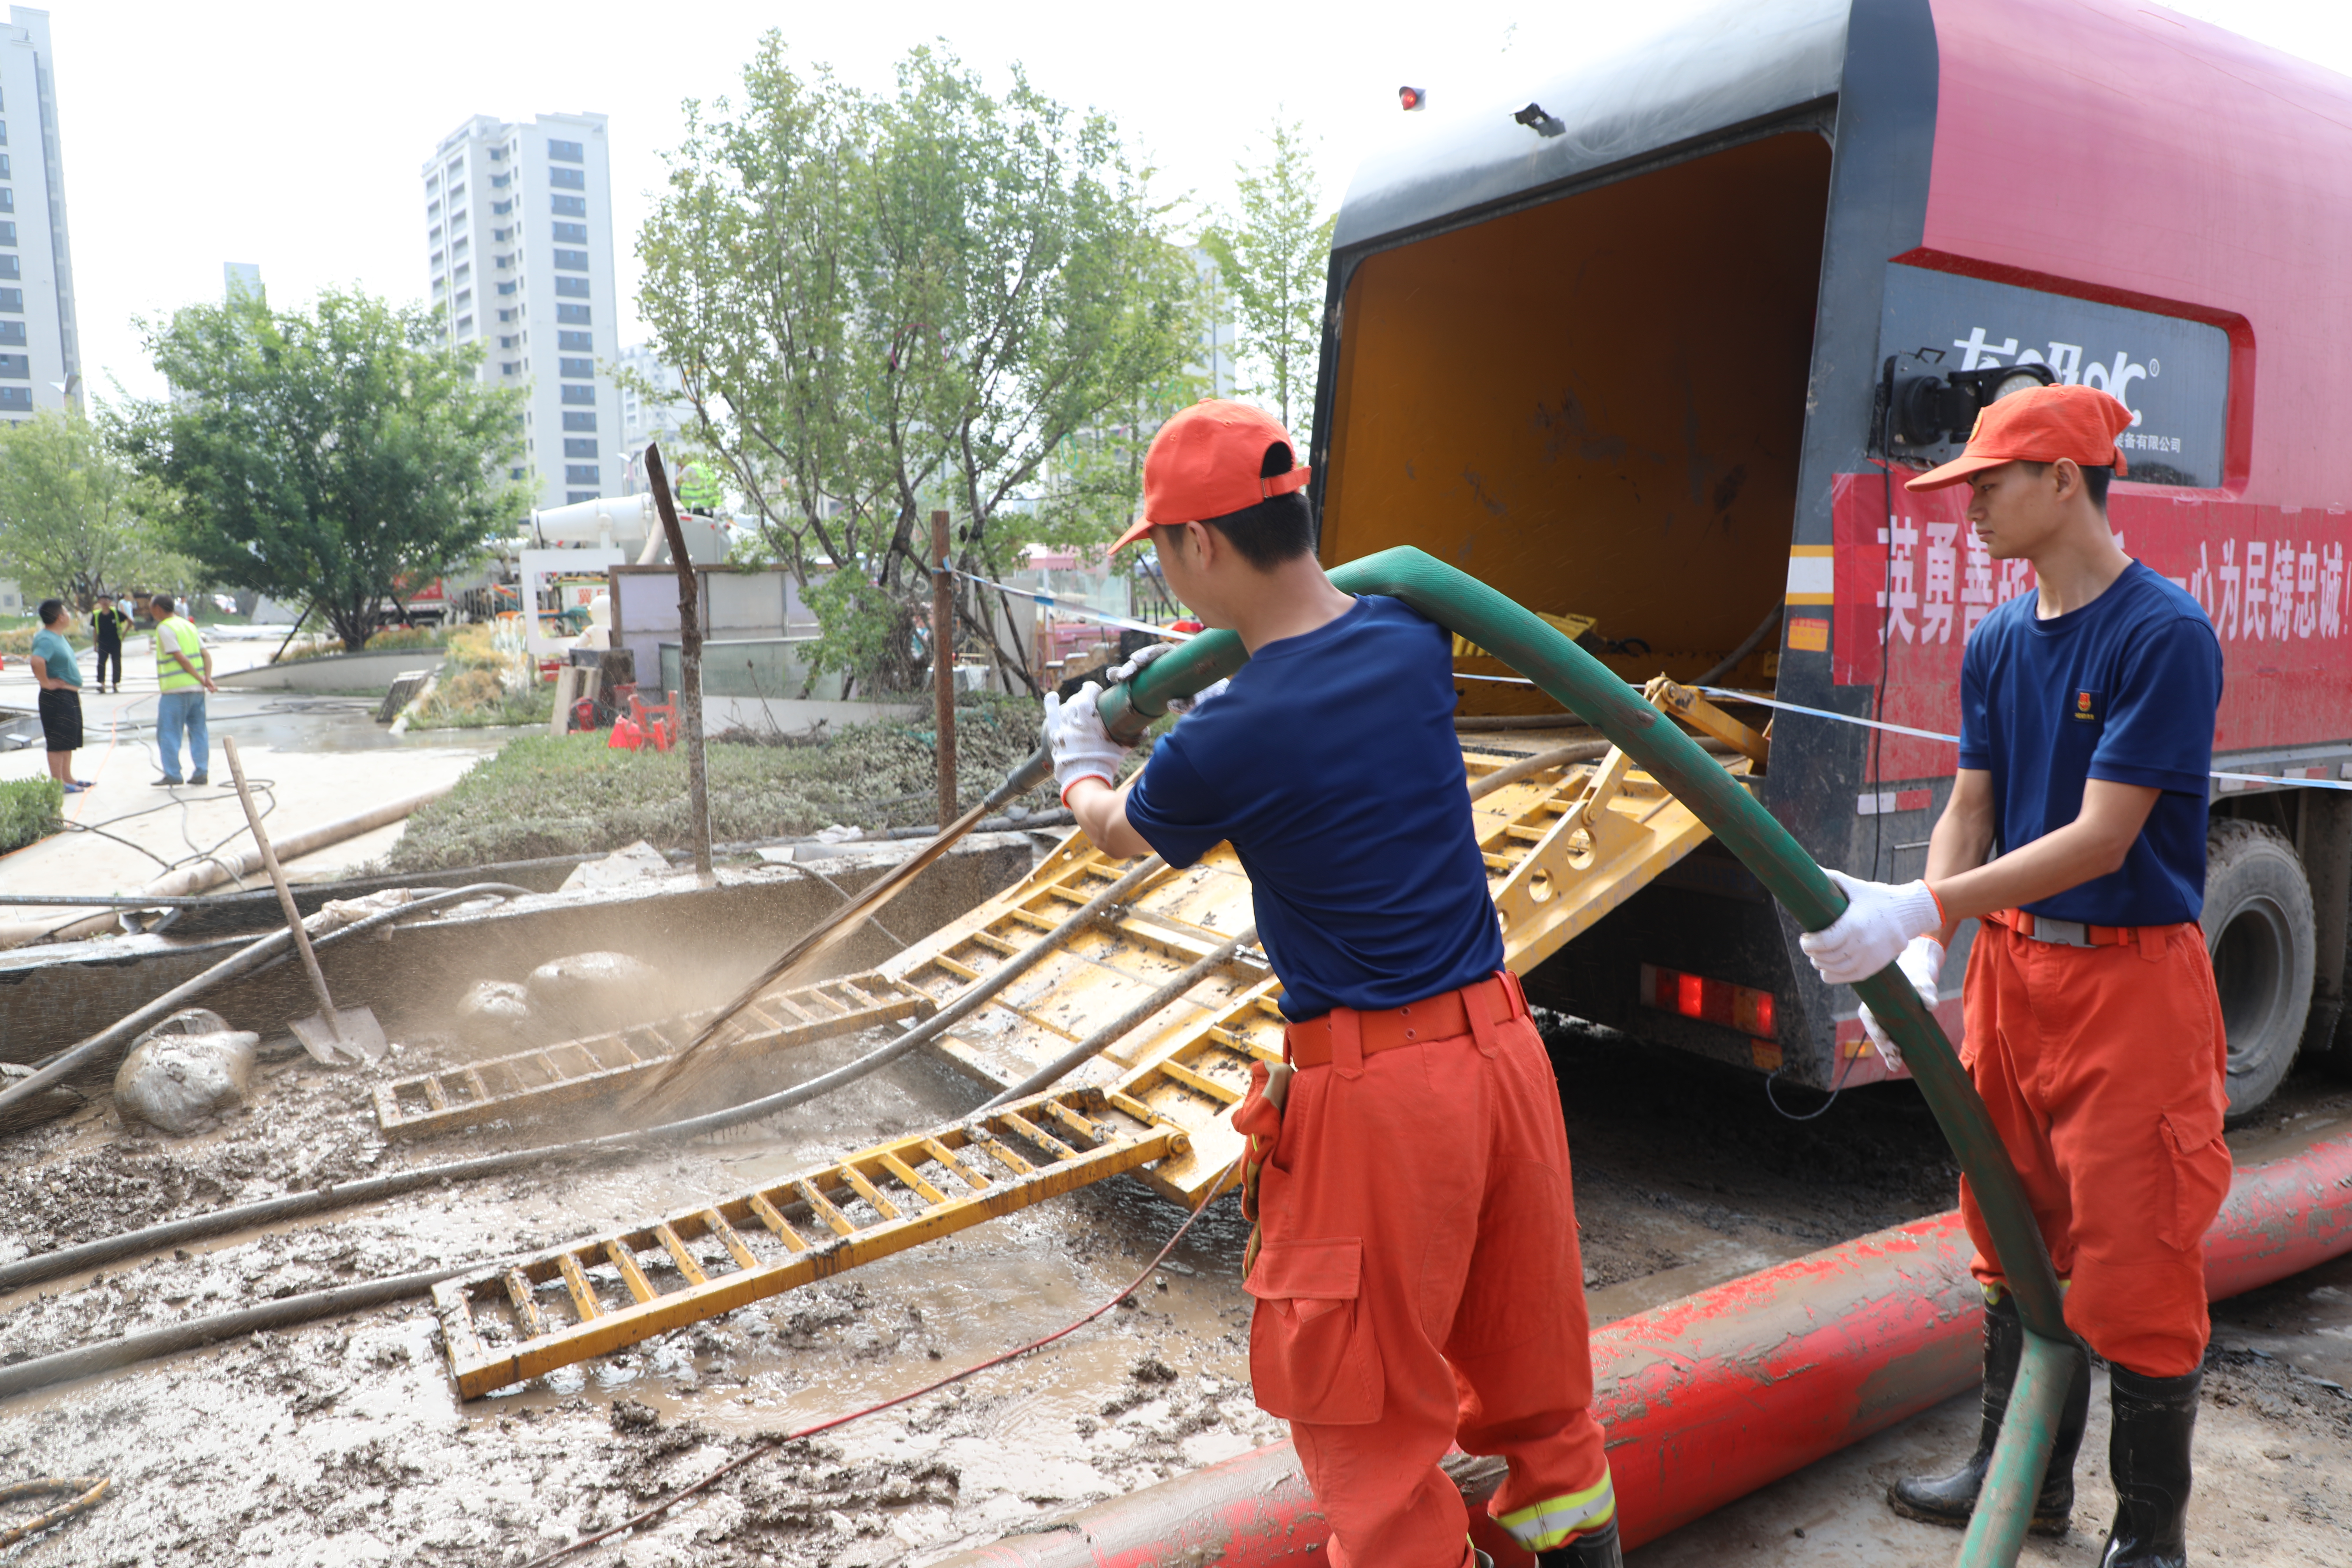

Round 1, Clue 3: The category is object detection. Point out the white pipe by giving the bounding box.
[0,786,457,950]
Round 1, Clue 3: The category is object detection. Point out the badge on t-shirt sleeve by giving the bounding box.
[2072,688,2101,723]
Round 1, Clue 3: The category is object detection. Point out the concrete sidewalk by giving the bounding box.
[1,632,509,934]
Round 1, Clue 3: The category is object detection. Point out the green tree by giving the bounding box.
[1199,118,1336,439]
[0,409,176,603]
[639,38,1198,693]
[115,290,530,652]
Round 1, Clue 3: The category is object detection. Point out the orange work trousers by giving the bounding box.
[1235,973,1613,1568]
[1957,913,2234,1379]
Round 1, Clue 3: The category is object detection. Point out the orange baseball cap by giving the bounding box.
[1110,399,1312,551]
[1905,383,2134,491]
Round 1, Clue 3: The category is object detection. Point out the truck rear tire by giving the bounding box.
[2202,820,2314,1121]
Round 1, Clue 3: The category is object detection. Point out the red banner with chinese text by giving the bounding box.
[1829,474,2350,782]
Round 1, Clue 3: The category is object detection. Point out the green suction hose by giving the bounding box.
[1007,545,2067,1567]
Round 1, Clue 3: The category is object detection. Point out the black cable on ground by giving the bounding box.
[0,1268,470,1402]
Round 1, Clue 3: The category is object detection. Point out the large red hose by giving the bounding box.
[931,1128,2352,1567]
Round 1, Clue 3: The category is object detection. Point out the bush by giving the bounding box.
[404,624,551,728]
[268,621,448,663]
[0,775,64,853]
[387,694,1056,870]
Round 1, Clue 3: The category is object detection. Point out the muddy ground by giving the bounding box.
[1,1007,2348,1565]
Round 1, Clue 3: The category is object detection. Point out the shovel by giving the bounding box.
[222,736,389,1066]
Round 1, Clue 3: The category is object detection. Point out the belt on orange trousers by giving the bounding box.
[1282,972,1530,1069]
[1990,907,2157,949]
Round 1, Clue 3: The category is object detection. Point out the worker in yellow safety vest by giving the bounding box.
[151,592,218,788]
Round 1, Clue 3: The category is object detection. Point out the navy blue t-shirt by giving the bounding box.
[1125,595,1506,1020]
[1957,560,2222,926]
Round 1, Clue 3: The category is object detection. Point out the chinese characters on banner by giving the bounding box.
[1829,474,2348,780]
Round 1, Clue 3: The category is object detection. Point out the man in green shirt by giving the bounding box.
[29,598,89,793]
[152,592,217,787]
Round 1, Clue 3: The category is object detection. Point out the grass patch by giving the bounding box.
[387,694,1055,871]
[0,776,64,854]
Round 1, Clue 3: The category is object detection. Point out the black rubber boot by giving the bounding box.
[1887,1295,2091,1535]
[2101,1365,2200,1568]
[1536,1519,1622,1568]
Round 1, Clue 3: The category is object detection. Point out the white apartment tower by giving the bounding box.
[423,112,621,507]
[0,8,79,420]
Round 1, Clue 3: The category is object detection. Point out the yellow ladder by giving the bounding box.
[434,1085,1187,1398]
[375,971,936,1140]
[430,691,1763,1395]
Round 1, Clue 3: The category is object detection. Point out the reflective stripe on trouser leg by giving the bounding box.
[1497,1472,1616,1552]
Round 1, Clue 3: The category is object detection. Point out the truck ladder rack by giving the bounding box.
[435,1086,1185,1398]
[375,971,936,1140]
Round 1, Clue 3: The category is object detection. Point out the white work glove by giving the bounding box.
[1798,870,1945,986]
[1857,936,1944,1070]
[1042,682,1129,802]
[1108,642,1228,715]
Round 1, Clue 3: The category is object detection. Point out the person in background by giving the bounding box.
[90,595,128,693]
[29,598,89,793]
[151,591,217,787]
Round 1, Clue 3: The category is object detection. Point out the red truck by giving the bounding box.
[1309,0,2351,1116]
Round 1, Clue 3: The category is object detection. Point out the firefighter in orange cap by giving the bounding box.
[1798,383,2228,1567]
[1042,399,1620,1568]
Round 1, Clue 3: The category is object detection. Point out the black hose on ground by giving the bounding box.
[0,1268,472,1402]
[0,884,538,1119]
[0,859,1171,1296]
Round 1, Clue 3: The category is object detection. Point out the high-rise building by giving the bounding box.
[423,112,620,507]
[0,8,80,421]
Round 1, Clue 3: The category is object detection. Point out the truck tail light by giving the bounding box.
[1639,962,1777,1039]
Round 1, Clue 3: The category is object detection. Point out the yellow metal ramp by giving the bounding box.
[434,1085,1185,1398]
[432,684,1760,1396]
[376,972,936,1140]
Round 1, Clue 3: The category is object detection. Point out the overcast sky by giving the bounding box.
[47,0,2352,407]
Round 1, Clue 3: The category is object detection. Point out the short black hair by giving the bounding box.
[2021,460,2113,511]
[150,593,175,612]
[37,598,64,626]
[1175,440,1315,569]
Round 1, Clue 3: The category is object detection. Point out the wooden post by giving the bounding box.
[644,443,714,881]
[932,509,957,831]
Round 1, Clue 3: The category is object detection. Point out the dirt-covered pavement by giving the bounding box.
[1,1009,2347,1565]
